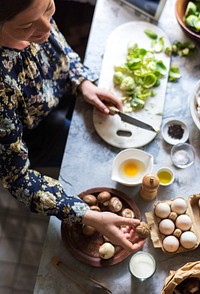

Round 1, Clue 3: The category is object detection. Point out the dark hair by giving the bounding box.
[0,0,35,24]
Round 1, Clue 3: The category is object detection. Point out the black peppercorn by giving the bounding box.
[168,124,184,139]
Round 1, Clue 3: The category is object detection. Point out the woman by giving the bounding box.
[0,0,145,251]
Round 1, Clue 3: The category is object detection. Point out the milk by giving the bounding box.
[129,251,156,280]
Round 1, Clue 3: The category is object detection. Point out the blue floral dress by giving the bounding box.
[0,19,94,224]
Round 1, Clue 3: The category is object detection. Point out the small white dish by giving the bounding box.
[161,119,189,145]
[190,80,200,131]
[156,167,175,186]
[171,143,195,169]
[111,148,153,186]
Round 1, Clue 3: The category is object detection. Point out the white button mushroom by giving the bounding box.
[99,242,115,259]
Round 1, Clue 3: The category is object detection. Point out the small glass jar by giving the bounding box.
[171,143,195,168]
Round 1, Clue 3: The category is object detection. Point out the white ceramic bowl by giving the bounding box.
[111,148,153,186]
[190,80,200,131]
[161,119,189,145]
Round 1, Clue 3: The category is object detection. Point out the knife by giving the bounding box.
[108,106,159,133]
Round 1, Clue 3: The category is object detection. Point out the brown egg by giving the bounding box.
[175,214,192,231]
[180,231,197,249]
[154,202,171,218]
[162,236,180,253]
[159,219,175,235]
[171,198,187,214]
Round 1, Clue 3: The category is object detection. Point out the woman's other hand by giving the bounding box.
[78,80,123,114]
[83,210,146,252]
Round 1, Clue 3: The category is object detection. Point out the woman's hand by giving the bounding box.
[83,210,146,252]
[78,80,123,114]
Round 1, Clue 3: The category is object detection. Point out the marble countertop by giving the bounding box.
[34,0,200,293]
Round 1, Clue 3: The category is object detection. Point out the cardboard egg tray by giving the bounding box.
[145,194,200,254]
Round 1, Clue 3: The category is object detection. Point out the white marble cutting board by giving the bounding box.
[93,21,171,148]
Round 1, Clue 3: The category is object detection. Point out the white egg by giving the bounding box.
[162,235,179,253]
[154,202,171,218]
[180,231,197,249]
[159,219,175,235]
[171,198,187,214]
[175,214,192,231]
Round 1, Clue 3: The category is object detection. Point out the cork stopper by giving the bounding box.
[140,174,160,201]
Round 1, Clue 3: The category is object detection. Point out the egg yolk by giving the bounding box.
[123,161,139,177]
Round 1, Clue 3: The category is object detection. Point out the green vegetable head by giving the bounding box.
[113,72,124,85]
[185,1,197,17]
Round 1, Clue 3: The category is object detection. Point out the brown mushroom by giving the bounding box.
[97,191,111,206]
[121,208,135,218]
[108,197,123,213]
[82,225,96,236]
[136,222,150,239]
[82,194,97,206]
[90,205,101,212]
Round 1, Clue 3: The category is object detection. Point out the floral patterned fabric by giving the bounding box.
[0,19,93,223]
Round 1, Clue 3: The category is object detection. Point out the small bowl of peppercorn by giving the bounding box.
[161,119,189,145]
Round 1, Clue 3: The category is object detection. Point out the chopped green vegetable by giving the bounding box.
[170,40,196,56]
[142,73,157,88]
[112,42,167,111]
[169,64,181,82]
[144,29,158,40]
[120,76,135,91]
[152,37,165,53]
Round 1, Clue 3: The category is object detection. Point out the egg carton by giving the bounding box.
[145,194,200,254]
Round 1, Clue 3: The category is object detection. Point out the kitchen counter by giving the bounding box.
[34,0,200,293]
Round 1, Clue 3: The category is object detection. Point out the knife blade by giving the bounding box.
[108,106,159,133]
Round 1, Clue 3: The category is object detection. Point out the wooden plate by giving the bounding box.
[61,187,141,267]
